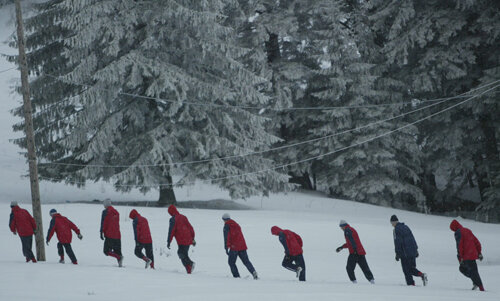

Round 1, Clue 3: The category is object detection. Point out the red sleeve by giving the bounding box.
[30,215,37,231]
[68,219,80,235]
[9,212,16,233]
[296,233,303,247]
[472,234,481,254]
[458,234,465,259]
[189,221,195,240]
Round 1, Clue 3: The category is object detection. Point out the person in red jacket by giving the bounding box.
[100,200,123,267]
[9,201,37,263]
[129,209,154,269]
[450,219,484,291]
[335,220,374,284]
[46,209,82,264]
[167,205,196,274]
[222,213,258,279]
[271,226,305,281]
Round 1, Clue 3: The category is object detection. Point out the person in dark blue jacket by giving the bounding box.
[391,215,427,286]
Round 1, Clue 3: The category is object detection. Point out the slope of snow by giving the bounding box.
[1,192,499,301]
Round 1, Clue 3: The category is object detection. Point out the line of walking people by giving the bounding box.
[8,201,485,291]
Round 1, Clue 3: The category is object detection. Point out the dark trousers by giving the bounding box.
[177,245,193,268]
[134,243,154,263]
[57,242,77,263]
[346,254,374,282]
[282,254,306,281]
[20,235,35,260]
[400,257,422,285]
[459,260,483,287]
[103,238,122,257]
[228,250,256,278]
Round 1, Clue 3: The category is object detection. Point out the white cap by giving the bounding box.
[10,201,18,207]
[339,220,348,227]
[103,200,111,207]
[222,213,230,220]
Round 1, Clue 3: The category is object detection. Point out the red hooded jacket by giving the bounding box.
[167,205,195,246]
[271,226,303,256]
[100,206,121,239]
[129,209,152,244]
[341,224,366,255]
[46,213,80,244]
[450,219,481,261]
[9,206,36,236]
[224,219,247,251]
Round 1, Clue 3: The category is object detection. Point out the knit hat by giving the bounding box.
[390,215,399,222]
[222,213,230,221]
[10,201,18,207]
[339,220,348,227]
[49,209,57,215]
[103,200,111,207]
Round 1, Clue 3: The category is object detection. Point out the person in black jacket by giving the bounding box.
[391,215,427,286]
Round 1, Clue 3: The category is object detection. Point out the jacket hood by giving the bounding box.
[271,226,282,236]
[450,219,462,232]
[52,213,61,218]
[168,205,179,216]
[129,209,139,219]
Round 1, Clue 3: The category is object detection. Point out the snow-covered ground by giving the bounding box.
[1,192,499,301]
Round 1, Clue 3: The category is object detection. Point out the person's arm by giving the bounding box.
[100,209,107,235]
[46,218,56,243]
[345,228,358,253]
[30,214,36,232]
[223,223,229,252]
[279,233,290,255]
[133,219,138,242]
[9,212,15,233]
[167,216,175,244]
[472,233,482,255]
[393,227,402,257]
[454,229,462,261]
[68,218,80,235]
[295,233,303,247]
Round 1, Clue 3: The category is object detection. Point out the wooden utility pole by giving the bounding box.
[14,0,45,261]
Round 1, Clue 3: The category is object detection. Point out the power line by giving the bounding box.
[36,79,500,169]
[38,83,500,188]
[42,73,500,111]
[0,67,16,73]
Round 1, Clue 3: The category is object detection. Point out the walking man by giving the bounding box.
[100,200,123,267]
[450,219,485,291]
[222,213,258,279]
[129,209,154,269]
[46,209,82,264]
[167,205,196,274]
[336,220,374,284]
[9,201,37,263]
[391,215,427,286]
[271,226,305,281]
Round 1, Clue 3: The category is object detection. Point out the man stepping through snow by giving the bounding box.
[9,201,37,263]
[336,220,374,284]
[129,209,154,269]
[271,226,306,281]
[450,219,485,291]
[46,209,82,264]
[100,200,124,267]
[391,215,427,286]
[167,205,196,274]
[222,213,258,279]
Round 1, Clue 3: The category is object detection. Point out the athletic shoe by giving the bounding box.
[252,271,259,280]
[479,285,485,291]
[72,261,78,265]
[186,264,192,274]
[191,262,196,273]
[31,258,37,263]
[472,285,478,290]
[352,280,357,284]
[421,273,428,286]
[296,267,302,278]
[59,258,65,264]
[118,256,124,267]
[150,262,155,269]
[145,258,152,269]
[369,279,375,284]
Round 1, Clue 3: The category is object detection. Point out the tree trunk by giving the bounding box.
[289,171,314,190]
[158,175,176,207]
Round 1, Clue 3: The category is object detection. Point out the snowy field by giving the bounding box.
[1,192,499,301]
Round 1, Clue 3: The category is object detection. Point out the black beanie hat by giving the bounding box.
[390,215,398,222]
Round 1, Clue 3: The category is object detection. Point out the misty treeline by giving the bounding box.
[8,0,499,221]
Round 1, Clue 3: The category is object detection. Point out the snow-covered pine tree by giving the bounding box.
[367,0,500,220]
[13,0,289,205]
[248,0,425,210]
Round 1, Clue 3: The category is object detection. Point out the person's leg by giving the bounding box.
[401,257,415,285]
[346,254,357,282]
[228,250,240,277]
[177,245,191,267]
[64,243,77,263]
[104,238,120,259]
[357,255,374,281]
[408,257,423,276]
[282,255,297,272]
[464,260,484,290]
[238,250,256,274]
[113,239,122,257]
[296,254,306,281]
[57,242,64,259]
[134,244,145,259]
[145,243,154,263]
[21,236,35,261]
